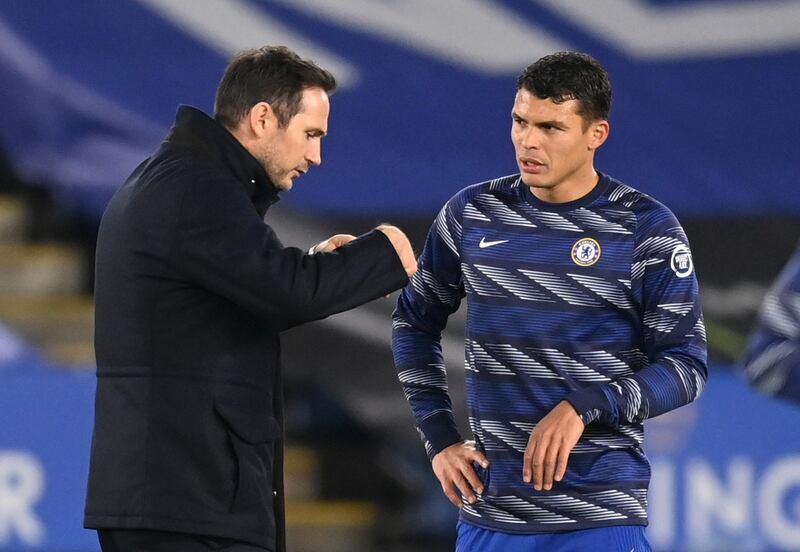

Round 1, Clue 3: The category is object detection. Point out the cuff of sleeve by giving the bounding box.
[418,411,463,460]
[564,384,612,421]
[358,229,409,291]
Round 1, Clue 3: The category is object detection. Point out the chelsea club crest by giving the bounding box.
[571,238,601,267]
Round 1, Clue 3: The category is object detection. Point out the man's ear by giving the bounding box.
[248,101,277,138]
[588,120,610,151]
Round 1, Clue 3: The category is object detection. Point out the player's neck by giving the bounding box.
[529,167,600,204]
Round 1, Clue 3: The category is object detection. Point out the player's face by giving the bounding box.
[511,89,607,196]
[257,87,329,192]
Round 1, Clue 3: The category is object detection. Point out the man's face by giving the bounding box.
[255,87,330,192]
[511,88,603,193]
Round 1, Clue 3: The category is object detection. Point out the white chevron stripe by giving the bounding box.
[463,202,491,222]
[583,490,647,518]
[519,270,602,307]
[478,503,527,524]
[492,496,576,524]
[397,364,447,388]
[535,348,611,382]
[608,183,639,202]
[463,264,506,298]
[475,264,554,303]
[634,235,685,258]
[658,301,694,316]
[762,292,800,338]
[477,194,536,227]
[434,205,459,256]
[486,344,563,379]
[609,378,645,422]
[572,208,632,234]
[569,273,635,309]
[531,210,583,232]
[480,420,529,452]
[536,494,629,521]
[468,341,515,376]
[575,350,632,378]
[644,311,680,333]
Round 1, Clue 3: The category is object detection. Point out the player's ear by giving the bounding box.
[248,101,278,137]
[588,120,609,150]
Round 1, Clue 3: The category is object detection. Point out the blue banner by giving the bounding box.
[0,1,797,219]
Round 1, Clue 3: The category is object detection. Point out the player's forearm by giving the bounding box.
[565,349,707,427]
[392,323,462,457]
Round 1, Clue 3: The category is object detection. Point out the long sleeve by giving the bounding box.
[741,244,800,403]
[175,166,408,330]
[392,200,466,457]
[566,208,708,426]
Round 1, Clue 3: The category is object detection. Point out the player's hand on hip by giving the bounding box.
[431,440,489,509]
[376,224,418,277]
[523,400,585,491]
[309,234,357,254]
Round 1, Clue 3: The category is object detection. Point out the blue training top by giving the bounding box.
[742,242,800,403]
[392,173,708,534]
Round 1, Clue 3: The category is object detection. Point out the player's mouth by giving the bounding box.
[520,158,546,174]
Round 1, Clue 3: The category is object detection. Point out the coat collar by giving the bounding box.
[167,105,280,214]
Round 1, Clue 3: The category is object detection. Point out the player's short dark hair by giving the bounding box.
[517,52,611,126]
[214,45,336,129]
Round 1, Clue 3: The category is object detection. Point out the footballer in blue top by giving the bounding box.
[392,52,707,551]
[742,243,800,403]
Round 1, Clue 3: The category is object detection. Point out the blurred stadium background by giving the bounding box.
[1,1,799,551]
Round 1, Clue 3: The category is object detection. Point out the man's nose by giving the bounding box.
[306,142,322,166]
[521,128,540,149]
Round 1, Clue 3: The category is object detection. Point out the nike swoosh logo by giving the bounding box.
[479,237,509,248]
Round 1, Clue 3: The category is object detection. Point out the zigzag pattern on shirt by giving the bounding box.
[568,273,635,309]
[633,235,685,259]
[532,348,611,382]
[762,291,800,338]
[607,182,642,208]
[467,340,516,376]
[519,269,604,307]
[462,264,507,298]
[480,419,530,452]
[582,490,648,519]
[745,341,795,394]
[482,343,564,379]
[631,257,664,280]
[488,496,577,524]
[475,264,555,303]
[573,350,634,378]
[534,494,630,522]
[410,268,461,307]
[473,194,537,227]
[523,207,583,232]
[643,311,682,333]
[398,363,448,390]
[435,204,459,256]
[687,317,707,340]
[572,207,633,234]
[609,377,646,423]
[664,355,705,401]
[463,202,491,222]
[576,426,642,452]
[471,501,528,524]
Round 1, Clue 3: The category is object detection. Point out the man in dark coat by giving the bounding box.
[84,46,416,552]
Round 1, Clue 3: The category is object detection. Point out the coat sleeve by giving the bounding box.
[392,199,466,459]
[741,244,800,403]
[565,207,708,427]
[172,169,408,330]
